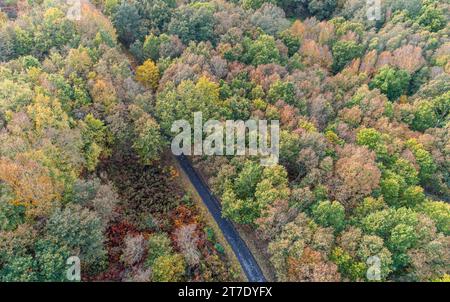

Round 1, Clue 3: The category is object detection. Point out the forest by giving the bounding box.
[0,0,449,282]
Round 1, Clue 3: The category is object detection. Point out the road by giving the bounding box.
[176,155,266,282]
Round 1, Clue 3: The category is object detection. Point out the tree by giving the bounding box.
[280,30,301,57]
[121,234,146,267]
[330,247,366,281]
[256,199,298,241]
[27,94,69,134]
[417,2,446,32]
[156,76,221,134]
[242,34,281,66]
[104,0,120,16]
[254,165,290,207]
[268,213,336,281]
[0,192,24,231]
[287,247,341,281]
[332,40,365,73]
[417,201,450,235]
[91,182,119,226]
[334,145,381,209]
[402,186,425,208]
[222,161,291,225]
[411,100,438,131]
[250,3,290,36]
[146,233,173,267]
[174,224,200,266]
[112,1,145,46]
[356,128,382,150]
[33,238,71,281]
[142,33,161,62]
[360,207,436,270]
[221,183,257,225]
[91,78,118,112]
[135,59,160,90]
[406,139,436,184]
[408,234,450,281]
[0,256,36,282]
[152,253,185,281]
[80,114,109,172]
[45,204,107,273]
[267,80,295,105]
[129,105,164,164]
[308,0,337,20]
[233,161,263,200]
[136,0,176,32]
[369,66,411,101]
[242,0,273,10]
[0,155,60,218]
[0,224,37,281]
[312,200,346,232]
[167,2,216,44]
[380,172,403,206]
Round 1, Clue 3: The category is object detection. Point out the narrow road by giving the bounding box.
[176,155,266,282]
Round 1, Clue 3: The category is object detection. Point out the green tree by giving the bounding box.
[34,238,71,281]
[401,186,425,208]
[142,33,161,62]
[130,106,164,165]
[417,2,446,32]
[308,0,337,20]
[0,256,36,282]
[356,128,382,150]
[267,80,295,105]
[233,161,263,200]
[332,40,364,73]
[369,66,411,101]
[146,233,173,267]
[242,0,274,10]
[411,100,437,131]
[242,34,281,66]
[312,200,346,232]
[167,2,216,44]
[136,0,176,32]
[417,201,450,235]
[156,76,221,134]
[112,1,145,46]
[80,114,109,172]
[380,173,403,206]
[45,204,107,273]
[406,139,436,184]
[280,30,301,57]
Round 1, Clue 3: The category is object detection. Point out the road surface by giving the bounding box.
[176,155,266,282]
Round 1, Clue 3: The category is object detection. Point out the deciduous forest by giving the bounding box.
[0,0,449,282]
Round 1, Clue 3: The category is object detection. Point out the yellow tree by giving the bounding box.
[135,59,159,90]
[0,155,61,218]
[26,94,69,135]
[91,78,117,112]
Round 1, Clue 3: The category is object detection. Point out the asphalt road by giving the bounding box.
[176,155,266,282]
